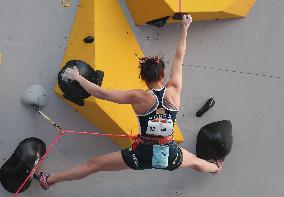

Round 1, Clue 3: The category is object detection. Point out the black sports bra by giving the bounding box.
[137,87,178,137]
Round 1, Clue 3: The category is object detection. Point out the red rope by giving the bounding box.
[63,130,137,140]
[12,129,136,196]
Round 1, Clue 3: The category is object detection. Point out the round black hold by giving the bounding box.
[196,98,215,117]
[172,12,189,20]
[58,60,104,106]
[146,16,170,28]
[83,36,94,43]
[196,120,233,161]
[0,137,46,193]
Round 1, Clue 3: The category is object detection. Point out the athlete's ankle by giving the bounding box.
[34,171,51,190]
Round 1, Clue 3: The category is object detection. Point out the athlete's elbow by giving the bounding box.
[91,88,108,99]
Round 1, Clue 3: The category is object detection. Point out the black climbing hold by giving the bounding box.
[172,12,189,20]
[196,120,233,161]
[63,94,85,106]
[196,98,215,117]
[0,138,46,193]
[146,16,170,28]
[93,70,104,87]
[83,36,94,43]
[58,60,104,106]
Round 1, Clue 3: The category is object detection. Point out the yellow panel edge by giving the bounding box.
[126,0,256,25]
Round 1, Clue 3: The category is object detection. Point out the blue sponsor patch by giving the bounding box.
[152,145,169,169]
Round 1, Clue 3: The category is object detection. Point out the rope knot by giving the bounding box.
[129,130,138,141]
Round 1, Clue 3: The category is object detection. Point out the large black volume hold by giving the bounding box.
[0,138,46,193]
[58,60,104,106]
[196,120,233,161]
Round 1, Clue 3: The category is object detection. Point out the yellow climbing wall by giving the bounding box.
[126,0,256,25]
[54,0,184,148]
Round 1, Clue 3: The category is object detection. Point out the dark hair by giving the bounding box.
[196,120,233,161]
[139,56,165,83]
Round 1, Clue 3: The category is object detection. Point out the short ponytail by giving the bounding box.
[139,56,165,83]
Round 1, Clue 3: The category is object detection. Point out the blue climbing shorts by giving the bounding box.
[121,141,183,171]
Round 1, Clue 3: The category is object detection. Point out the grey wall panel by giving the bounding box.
[0,0,283,196]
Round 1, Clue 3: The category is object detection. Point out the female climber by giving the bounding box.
[34,14,223,190]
